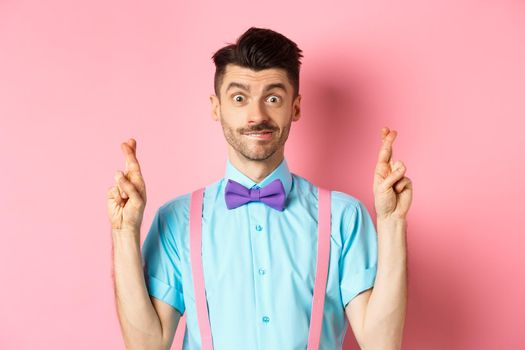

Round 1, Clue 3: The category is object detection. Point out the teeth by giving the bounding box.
[247,132,271,135]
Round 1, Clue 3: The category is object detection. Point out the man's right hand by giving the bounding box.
[107,138,147,233]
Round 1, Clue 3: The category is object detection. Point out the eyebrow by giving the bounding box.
[225,82,288,94]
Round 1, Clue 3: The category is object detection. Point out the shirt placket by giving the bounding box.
[248,185,272,350]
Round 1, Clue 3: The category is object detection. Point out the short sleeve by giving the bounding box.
[340,200,378,308]
[141,206,185,315]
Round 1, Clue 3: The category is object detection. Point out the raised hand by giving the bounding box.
[107,138,147,233]
[373,127,413,221]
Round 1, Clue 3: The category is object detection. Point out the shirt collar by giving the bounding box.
[223,158,293,198]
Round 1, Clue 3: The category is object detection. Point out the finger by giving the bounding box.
[107,185,124,206]
[109,185,124,206]
[381,127,389,140]
[107,185,118,200]
[127,138,136,152]
[122,139,146,199]
[121,139,142,175]
[374,161,390,182]
[377,129,397,165]
[112,174,126,201]
[380,160,406,191]
[381,127,392,167]
[394,176,411,193]
[114,171,144,206]
[112,174,129,198]
[122,140,140,172]
[114,171,142,206]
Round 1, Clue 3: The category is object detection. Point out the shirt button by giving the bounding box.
[262,316,270,323]
[255,224,263,231]
[258,268,266,275]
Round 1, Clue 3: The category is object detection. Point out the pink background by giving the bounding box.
[1,0,524,349]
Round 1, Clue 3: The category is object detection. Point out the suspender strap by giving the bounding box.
[306,187,331,350]
[189,187,213,350]
[189,186,331,350]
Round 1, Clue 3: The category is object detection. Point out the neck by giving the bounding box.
[227,148,285,183]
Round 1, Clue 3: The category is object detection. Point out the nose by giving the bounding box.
[246,99,270,126]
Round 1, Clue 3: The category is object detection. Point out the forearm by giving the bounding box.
[362,218,408,350]
[112,230,164,350]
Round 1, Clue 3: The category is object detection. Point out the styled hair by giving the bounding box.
[211,27,304,100]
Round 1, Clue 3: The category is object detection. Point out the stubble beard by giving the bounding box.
[221,116,292,162]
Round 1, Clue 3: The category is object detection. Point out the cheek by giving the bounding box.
[274,110,293,127]
[221,106,244,121]
[220,115,241,133]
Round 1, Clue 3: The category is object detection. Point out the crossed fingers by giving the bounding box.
[378,127,397,169]
[121,138,142,177]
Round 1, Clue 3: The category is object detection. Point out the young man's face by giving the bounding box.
[210,64,301,162]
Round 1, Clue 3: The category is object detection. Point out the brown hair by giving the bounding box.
[211,27,304,100]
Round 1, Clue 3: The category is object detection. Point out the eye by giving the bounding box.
[232,94,244,103]
[266,95,281,103]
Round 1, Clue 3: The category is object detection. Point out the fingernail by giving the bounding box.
[121,191,128,198]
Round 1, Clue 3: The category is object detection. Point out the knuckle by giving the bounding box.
[118,179,129,190]
[121,181,133,191]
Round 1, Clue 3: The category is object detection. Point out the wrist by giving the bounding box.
[376,216,407,235]
[112,228,141,243]
[377,215,407,226]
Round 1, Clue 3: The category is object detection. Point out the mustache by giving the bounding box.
[241,124,278,133]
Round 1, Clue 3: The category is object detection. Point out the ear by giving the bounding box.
[292,94,301,122]
[210,94,221,122]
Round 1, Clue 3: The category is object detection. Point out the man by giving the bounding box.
[107,27,412,350]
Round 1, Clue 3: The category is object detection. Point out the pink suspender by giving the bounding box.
[189,187,213,350]
[307,186,331,350]
[189,187,331,350]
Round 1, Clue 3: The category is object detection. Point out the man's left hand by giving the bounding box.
[373,127,413,221]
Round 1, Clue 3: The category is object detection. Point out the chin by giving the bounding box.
[235,148,269,161]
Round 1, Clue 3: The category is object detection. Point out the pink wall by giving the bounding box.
[1,0,523,349]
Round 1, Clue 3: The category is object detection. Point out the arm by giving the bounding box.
[151,296,183,347]
[108,138,183,349]
[346,127,411,349]
[345,288,372,348]
[112,230,181,350]
[345,219,407,350]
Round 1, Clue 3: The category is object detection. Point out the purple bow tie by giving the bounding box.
[225,178,286,211]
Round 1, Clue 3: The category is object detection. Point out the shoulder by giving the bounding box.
[330,190,373,226]
[158,193,190,217]
[329,190,367,233]
[291,172,362,209]
[156,178,222,222]
[331,190,361,209]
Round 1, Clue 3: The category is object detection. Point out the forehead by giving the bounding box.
[221,64,292,93]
